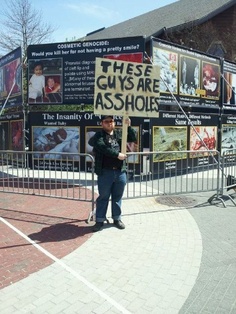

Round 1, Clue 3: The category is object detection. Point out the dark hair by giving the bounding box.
[47,77,54,81]
[33,61,43,70]
[101,115,114,121]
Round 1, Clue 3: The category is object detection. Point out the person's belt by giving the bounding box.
[104,166,120,170]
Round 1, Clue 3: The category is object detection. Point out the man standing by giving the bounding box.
[89,115,137,232]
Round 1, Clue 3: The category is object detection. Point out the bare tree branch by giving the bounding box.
[0,0,55,59]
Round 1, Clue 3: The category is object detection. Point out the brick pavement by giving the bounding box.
[0,193,93,289]
[1,191,236,313]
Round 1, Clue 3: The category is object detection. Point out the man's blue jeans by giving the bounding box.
[96,169,127,222]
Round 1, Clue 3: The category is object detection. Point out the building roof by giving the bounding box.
[83,0,236,42]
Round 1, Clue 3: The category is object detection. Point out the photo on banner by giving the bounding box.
[189,126,217,158]
[221,124,236,153]
[223,60,236,106]
[32,126,80,160]
[201,62,220,99]
[10,120,24,151]
[103,52,143,63]
[153,48,178,94]
[221,113,236,155]
[28,58,62,104]
[0,47,22,109]
[180,56,200,96]
[152,126,187,162]
[0,121,9,150]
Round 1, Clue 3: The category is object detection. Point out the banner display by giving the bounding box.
[27,37,145,105]
[0,120,9,150]
[150,112,219,171]
[152,38,221,108]
[220,115,236,170]
[94,58,160,117]
[28,112,141,171]
[0,47,22,109]
[0,112,24,150]
[221,115,236,154]
[222,60,236,107]
[29,112,84,171]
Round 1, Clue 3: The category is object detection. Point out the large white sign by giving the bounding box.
[94,58,160,117]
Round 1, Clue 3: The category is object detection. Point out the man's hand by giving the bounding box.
[123,118,131,126]
[118,153,127,160]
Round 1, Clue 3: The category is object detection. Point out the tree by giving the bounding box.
[0,0,55,61]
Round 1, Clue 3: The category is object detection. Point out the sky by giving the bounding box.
[30,0,178,44]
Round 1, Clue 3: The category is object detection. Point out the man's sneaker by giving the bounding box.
[113,220,125,229]
[93,222,104,232]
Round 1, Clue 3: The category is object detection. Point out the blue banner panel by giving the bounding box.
[27,37,145,106]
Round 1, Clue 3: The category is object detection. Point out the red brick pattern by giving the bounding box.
[0,192,94,289]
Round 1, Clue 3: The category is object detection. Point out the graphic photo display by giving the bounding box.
[223,60,236,106]
[152,38,221,108]
[0,47,22,109]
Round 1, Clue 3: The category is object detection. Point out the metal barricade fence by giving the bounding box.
[125,150,220,199]
[208,148,236,207]
[211,148,236,207]
[0,150,95,212]
[0,150,221,206]
[221,148,236,191]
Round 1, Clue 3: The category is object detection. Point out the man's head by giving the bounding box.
[101,115,115,133]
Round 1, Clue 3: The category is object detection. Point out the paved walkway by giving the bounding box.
[0,191,236,313]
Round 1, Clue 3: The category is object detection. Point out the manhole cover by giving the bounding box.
[155,195,197,207]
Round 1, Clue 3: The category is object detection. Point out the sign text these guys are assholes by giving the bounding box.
[94,58,160,117]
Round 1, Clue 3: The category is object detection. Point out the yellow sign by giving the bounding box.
[94,57,160,118]
[196,88,206,96]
